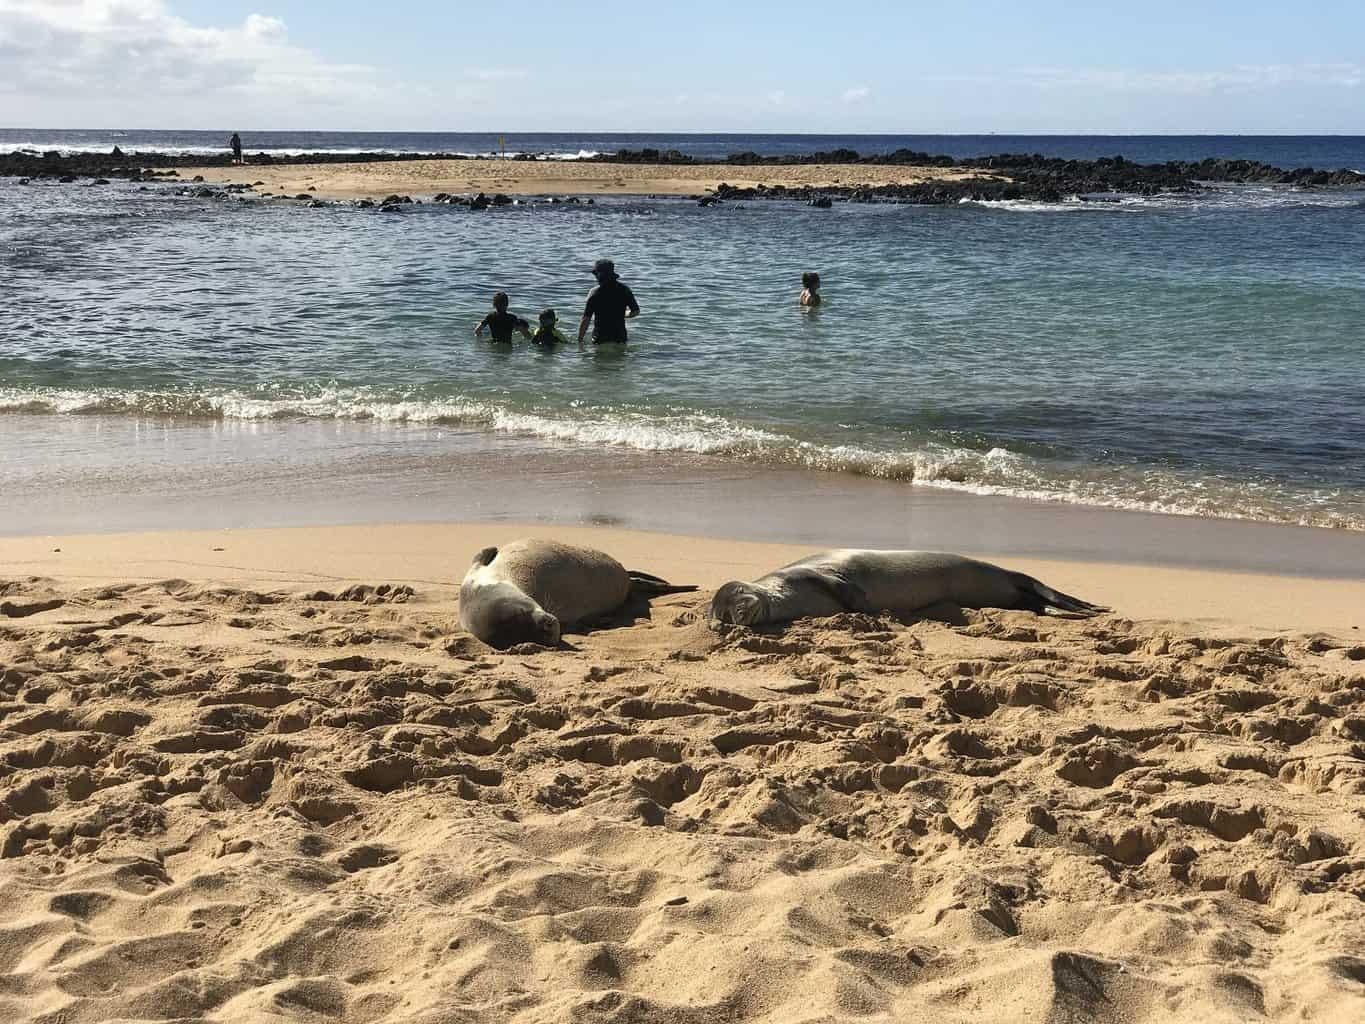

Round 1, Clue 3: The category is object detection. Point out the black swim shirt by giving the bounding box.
[478,310,528,343]
[582,281,639,344]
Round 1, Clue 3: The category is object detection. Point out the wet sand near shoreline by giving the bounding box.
[1,521,1364,1023]
[4,414,1364,591]
[176,158,996,199]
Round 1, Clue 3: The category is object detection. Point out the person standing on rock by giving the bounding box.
[578,259,639,345]
[229,133,243,165]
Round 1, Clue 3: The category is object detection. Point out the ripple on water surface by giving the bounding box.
[2,178,1364,532]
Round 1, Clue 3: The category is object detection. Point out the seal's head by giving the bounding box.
[709,581,769,626]
[474,589,561,649]
[459,551,563,649]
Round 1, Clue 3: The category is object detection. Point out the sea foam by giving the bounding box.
[2,386,1358,532]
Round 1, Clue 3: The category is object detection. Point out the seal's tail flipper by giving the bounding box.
[627,571,698,597]
[1009,572,1109,617]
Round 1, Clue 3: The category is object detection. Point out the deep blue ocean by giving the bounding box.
[2,133,1364,534]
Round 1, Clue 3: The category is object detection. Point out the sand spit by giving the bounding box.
[173,158,990,200]
[1,568,1363,1023]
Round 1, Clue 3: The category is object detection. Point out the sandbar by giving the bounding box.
[176,157,994,199]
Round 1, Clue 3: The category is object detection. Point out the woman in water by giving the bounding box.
[800,271,821,307]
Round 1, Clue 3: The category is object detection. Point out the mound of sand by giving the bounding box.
[175,158,991,200]
[1,575,1363,1022]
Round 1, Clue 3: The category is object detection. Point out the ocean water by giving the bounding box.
[2,147,1365,535]
[2,129,1364,169]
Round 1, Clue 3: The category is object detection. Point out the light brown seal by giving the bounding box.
[460,539,696,649]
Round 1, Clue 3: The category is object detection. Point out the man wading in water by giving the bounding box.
[578,259,640,344]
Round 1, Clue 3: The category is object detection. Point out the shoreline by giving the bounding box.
[3,414,1364,580]
[3,521,1363,635]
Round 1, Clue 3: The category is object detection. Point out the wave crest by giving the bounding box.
[0,385,1359,531]
[0,142,601,161]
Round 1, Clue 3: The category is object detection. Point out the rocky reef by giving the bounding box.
[3,145,1362,207]
[597,148,1365,205]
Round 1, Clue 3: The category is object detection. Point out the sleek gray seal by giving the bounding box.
[709,549,1107,626]
[460,539,696,649]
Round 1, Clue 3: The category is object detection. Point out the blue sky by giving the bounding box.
[1,0,1362,131]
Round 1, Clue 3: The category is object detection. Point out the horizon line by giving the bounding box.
[2,127,1364,137]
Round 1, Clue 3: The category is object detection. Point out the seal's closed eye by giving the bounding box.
[710,581,768,626]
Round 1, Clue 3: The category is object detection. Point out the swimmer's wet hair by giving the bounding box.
[539,307,557,323]
[801,271,820,289]
[492,291,509,309]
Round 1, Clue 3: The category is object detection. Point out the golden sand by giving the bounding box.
[176,158,996,200]
[2,523,1362,1022]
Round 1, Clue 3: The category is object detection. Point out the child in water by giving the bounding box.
[530,308,570,347]
[474,292,531,343]
[800,271,822,307]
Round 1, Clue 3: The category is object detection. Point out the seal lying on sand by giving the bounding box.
[710,550,1107,626]
[460,539,696,649]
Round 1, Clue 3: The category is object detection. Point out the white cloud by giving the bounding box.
[1017,63,1365,94]
[465,68,528,82]
[842,86,870,103]
[0,1,386,106]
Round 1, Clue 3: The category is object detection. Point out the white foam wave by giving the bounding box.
[961,194,1163,213]
[961,185,1365,214]
[0,142,601,161]
[1,385,1359,531]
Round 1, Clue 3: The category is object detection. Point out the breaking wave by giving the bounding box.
[2,385,1359,532]
[0,142,602,161]
[961,185,1365,214]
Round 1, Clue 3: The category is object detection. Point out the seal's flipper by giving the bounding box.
[627,570,698,597]
[1008,572,1108,617]
[780,566,870,612]
[471,546,499,568]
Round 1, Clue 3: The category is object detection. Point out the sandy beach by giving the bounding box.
[174,158,995,199]
[2,521,1363,1023]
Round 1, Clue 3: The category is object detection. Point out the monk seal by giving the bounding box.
[460,539,696,649]
[710,550,1107,626]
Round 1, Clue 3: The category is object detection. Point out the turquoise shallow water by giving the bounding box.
[2,175,1364,531]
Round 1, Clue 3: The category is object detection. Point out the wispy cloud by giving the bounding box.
[1015,63,1365,93]
[465,68,529,83]
[842,86,870,103]
[0,0,387,104]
